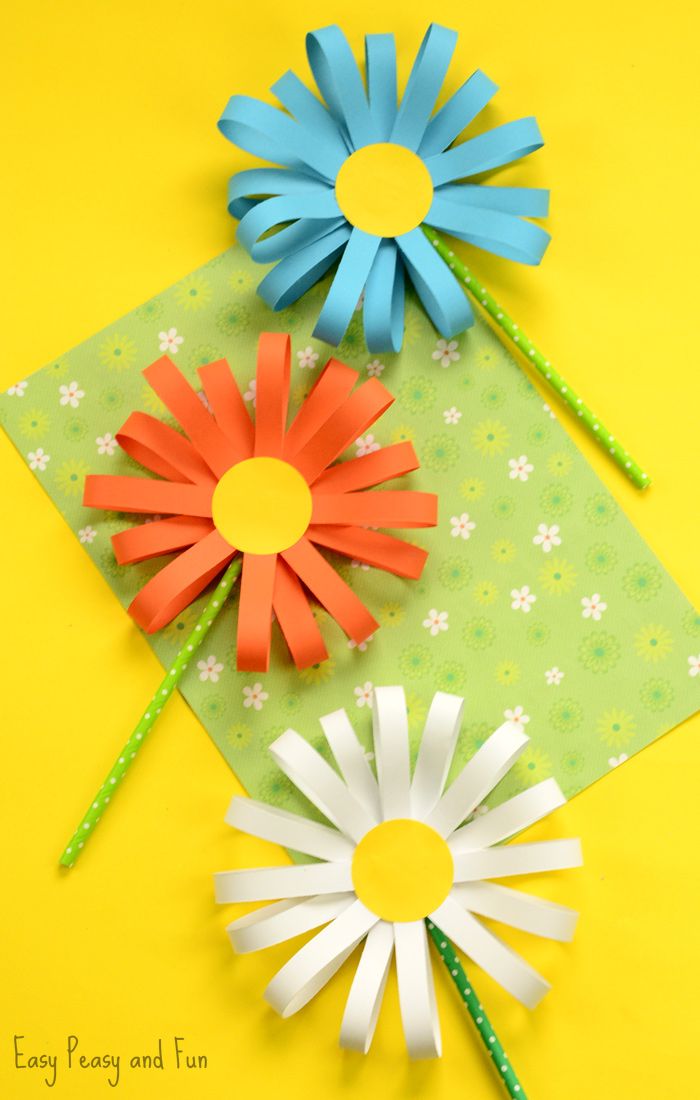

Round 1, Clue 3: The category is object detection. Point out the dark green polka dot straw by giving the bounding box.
[427,919,528,1098]
[424,227,649,491]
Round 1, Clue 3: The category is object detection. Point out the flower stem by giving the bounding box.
[426,919,528,1099]
[59,557,243,869]
[423,225,650,491]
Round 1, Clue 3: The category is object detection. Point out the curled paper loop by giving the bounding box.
[215,687,581,1054]
[85,339,436,669]
[219,22,550,352]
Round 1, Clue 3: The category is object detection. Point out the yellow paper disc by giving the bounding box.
[335,143,434,238]
[351,818,454,922]
[211,456,312,554]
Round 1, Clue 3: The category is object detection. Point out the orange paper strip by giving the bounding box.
[292,378,394,484]
[313,441,420,493]
[112,515,215,565]
[284,358,358,457]
[253,333,291,458]
[272,557,329,669]
[84,475,213,518]
[129,530,236,632]
[116,412,217,485]
[282,537,378,644]
[311,490,438,529]
[308,524,428,579]
[236,552,277,672]
[198,359,254,461]
[144,356,239,478]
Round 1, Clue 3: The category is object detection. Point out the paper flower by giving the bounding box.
[218,23,549,353]
[215,686,581,1056]
[83,334,436,671]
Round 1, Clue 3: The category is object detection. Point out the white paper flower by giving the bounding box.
[355,434,380,457]
[688,655,700,678]
[581,594,607,621]
[197,655,224,683]
[533,523,561,553]
[423,609,449,636]
[431,338,460,367]
[243,682,268,709]
[511,586,536,613]
[7,380,27,397]
[508,455,533,482]
[158,327,184,354]
[354,682,374,707]
[59,381,85,408]
[545,667,564,686]
[27,447,50,471]
[215,687,581,1057]
[297,346,319,369]
[443,406,462,425]
[366,359,384,378]
[450,513,475,540]
[96,432,117,456]
[79,525,97,544]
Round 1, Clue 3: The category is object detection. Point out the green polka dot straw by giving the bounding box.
[60,558,242,868]
[424,227,649,491]
[427,920,528,1098]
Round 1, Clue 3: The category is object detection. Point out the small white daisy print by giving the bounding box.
[366,359,384,378]
[59,381,85,408]
[505,705,530,726]
[158,327,183,354]
[243,682,268,710]
[443,406,462,425]
[198,655,224,683]
[355,434,380,457]
[581,594,607,621]
[608,754,628,768]
[688,655,700,678]
[27,447,50,471]
[96,432,117,456]
[432,338,460,367]
[354,682,374,707]
[243,379,256,405]
[348,634,374,652]
[533,523,561,553]
[450,512,475,540]
[545,667,565,686]
[79,525,97,544]
[7,380,27,397]
[508,455,533,481]
[297,346,319,369]
[511,586,537,613]
[423,609,449,636]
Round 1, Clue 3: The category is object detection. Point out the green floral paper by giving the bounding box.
[3,245,699,816]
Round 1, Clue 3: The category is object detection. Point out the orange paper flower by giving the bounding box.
[84,333,437,671]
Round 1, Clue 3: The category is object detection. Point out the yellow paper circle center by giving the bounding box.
[351,819,454,922]
[335,143,434,238]
[211,456,312,554]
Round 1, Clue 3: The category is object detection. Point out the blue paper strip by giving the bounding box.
[312,228,381,345]
[237,192,342,260]
[436,183,550,218]
[418,70,499,158]
[425,117,544,186]
[272,70,352,160]
[390,24,458,151]
[427,194,551,265]
[227,168,332,220]
[364,34,397,141]
[218,95,342,181]
[306,25,377,149]
[396,227,474,336]
[258,223,352,311]
[363,240,405,352]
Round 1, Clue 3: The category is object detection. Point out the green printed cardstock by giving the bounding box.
[3,245,699,814]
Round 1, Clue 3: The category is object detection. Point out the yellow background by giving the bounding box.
[2,2,699,1096]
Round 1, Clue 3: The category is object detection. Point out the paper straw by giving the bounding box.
[426,919,528,1099]
[60,557,243,868]
[423,226,649,491]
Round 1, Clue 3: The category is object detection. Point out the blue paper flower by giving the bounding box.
[218,24,550,352]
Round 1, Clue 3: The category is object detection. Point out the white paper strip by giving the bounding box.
[430,895,550,1009]
[452,838,583,882]
[214,860,352,903]
[264,899,378,1017]
[320,708,381,822]
[426,721,529,838]
[372,686,411,819]
[228,893,355,953]
[339,920,394,1053]
[269,729,372,841]
[451,881,579,942]
[394,920,442,1058]
[410,691,465,819]
[448,778,566,852]
[226,796,355,862]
